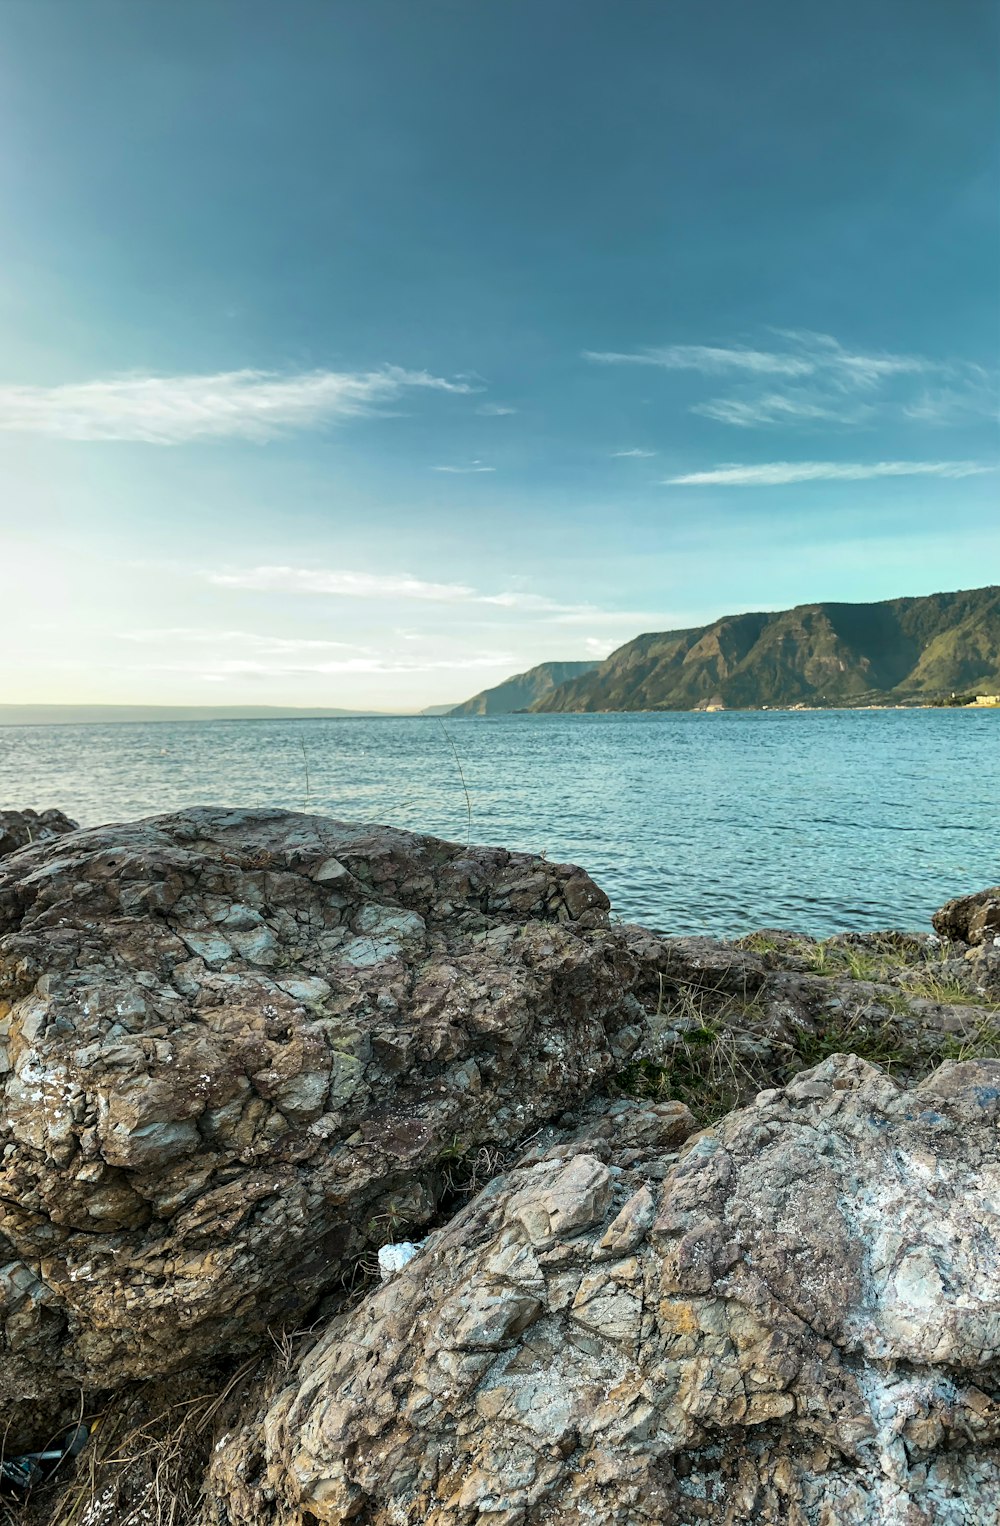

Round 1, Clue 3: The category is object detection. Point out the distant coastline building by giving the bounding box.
[970,694,1000,707]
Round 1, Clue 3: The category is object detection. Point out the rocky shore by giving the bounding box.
[0,807,998,1524]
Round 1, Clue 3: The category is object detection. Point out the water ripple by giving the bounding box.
[0,710,997,939]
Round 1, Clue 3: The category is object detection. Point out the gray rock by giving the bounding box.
[207,1056,1000,1525]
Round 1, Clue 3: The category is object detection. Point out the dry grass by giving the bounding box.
[439,1140,515,1201]
[19,1362,257,1526]
[616,950,1000,1126]
[617,978,778,1125]
[939,1012,1000,1063]
[791,1007,921,1072]
[784,936,991,1005]
[895,970,995,1008]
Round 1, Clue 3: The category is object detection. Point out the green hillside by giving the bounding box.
[533,587,1000,712]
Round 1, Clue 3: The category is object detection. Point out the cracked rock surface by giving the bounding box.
[208,1054,1000,1526]
[0,807,647,1432]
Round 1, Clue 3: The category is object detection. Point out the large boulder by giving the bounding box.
[0,806,78,859]
[213,1055,1000,1525]
[0,807,648,1433]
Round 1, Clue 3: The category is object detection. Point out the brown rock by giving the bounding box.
[0,807,647,1436]
[933,886,1000,948]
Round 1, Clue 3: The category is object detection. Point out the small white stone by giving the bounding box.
[378,1241,423,1280]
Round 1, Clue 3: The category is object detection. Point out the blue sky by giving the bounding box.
[1,0,997,708]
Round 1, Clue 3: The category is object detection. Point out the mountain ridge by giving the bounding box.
[448,660,600,716]
[531,587,1000,712]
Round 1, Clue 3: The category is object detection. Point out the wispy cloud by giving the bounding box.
[134,652,514,680]
[691,393,874,428]
[587,332,935,384]
[768,329,932,390]
[585,345,813,376]
[202,564,663,627]
[119,627,363,654]
[665,460,996,486]
[206,565,579,614]
[476,403,518,416]
[611,447,657,458]
[208,567,483,602]
[543,606,682,627]
[902,380,1000,426]
[432,460,496,473]
[588,329,997,432]
[0,366,474,443]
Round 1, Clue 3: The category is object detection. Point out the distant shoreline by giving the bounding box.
[1,702,995,728]
[0,706,401,727]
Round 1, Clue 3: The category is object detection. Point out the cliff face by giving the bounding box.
[534,586,1000,711]
[449,659,599,715]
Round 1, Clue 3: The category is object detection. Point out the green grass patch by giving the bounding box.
[616,1051,743,1127]
[617,982,773,1125]
[738,932,785,956]
[895,972,997,1009]
[939,1016,1000,1063]
[792,1015,917,1072]
[619,945,1000,1128]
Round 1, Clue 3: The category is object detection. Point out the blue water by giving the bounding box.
[0,711,996,938]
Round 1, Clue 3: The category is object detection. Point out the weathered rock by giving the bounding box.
[933,886,1000,949]
[0,807,649,1434]
[0,807,78,859]
[209,1055,1000,1525]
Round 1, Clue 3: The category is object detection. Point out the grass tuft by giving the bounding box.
[617,979,777,1125]
[617,941,1000,1126]
[894,971,993,1008]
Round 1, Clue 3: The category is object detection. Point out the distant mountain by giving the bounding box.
[0,705,387,726]
[449,661,601,716]
[419,704,461,716]
[532,587,1000,712]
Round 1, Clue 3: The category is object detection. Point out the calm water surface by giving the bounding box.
[0,711,997,938]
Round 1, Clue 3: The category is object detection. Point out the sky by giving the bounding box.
[0,0,997,711]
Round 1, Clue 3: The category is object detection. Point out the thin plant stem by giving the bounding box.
[436,719,472,849]
[299,736,312,809]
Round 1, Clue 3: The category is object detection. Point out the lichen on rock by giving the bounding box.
[207,1055,1000,1525]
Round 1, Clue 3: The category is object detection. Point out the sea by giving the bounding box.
[1,709,997,940]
